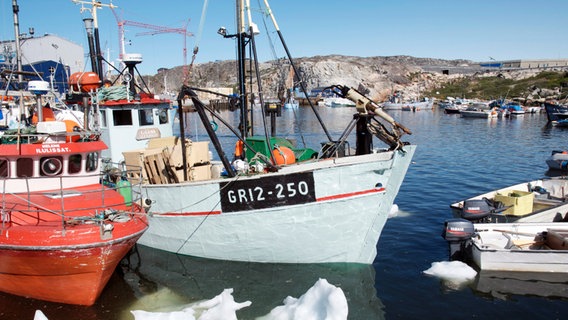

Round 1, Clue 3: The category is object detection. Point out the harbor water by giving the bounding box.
[2,106,568,319]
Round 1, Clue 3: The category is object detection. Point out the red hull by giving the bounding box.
[0,217,147,305]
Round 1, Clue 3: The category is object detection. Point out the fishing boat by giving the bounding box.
[383,99,433,111]
[546,150,568,171]
[80,1,415,264]
[543,101,568,124]
[442,220,568,272]
[0,1,148,306]
[449,177,568,223]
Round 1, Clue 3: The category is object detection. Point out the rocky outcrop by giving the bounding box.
[143,55,563,102]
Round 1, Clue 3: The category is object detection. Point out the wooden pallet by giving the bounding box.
[143,149,179,184]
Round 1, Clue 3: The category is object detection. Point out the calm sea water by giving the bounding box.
[2,106,568,319]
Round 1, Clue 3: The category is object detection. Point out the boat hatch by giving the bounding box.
[43,190,83,199]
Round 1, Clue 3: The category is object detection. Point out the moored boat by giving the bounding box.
[450,177,568,223]
[0,2,148,306]
[546,150,568,171]
[543,101,568,123]
[442,220,568,272]
[460,106,498,118]
[0,89,147,306]
[81,1,416,264]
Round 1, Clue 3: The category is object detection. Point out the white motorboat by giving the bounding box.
[443,220,568,272]
[460,106,498,118]
[450,177,568,223]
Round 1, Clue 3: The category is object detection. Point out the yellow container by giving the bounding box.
[494,190,534,216]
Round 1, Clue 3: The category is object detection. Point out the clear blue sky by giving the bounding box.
[1,0,567,75]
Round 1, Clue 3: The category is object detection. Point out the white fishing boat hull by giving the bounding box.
[138,146,415,264]
[470,222,568,272]
[382,100,433,110]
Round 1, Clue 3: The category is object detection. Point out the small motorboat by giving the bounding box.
[450,177,568,223]
[442,220,568,272]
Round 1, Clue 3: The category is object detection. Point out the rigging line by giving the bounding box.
[245,0,277,165]
[262,0,333,142]
[188,0,209,78]
[256,0,278,61]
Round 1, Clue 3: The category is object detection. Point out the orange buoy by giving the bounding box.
[69,72,101,92]
[64,120,81,142]
[272,146,296,165]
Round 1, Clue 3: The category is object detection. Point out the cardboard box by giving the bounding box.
[148,137,210,167]
[494,190,534,216]
[174,163,212,182]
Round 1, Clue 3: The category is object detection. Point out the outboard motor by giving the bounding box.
[460,198,508,222]
[442,218,475,261]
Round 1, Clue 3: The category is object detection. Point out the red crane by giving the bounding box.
[110,7,193,80]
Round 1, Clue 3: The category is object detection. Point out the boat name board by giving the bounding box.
[219,172,316,212]
[35,144,71,154]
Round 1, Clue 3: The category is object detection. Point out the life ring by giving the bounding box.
[41,157,63,176]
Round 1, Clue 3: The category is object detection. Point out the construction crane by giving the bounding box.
[110,7,193,80]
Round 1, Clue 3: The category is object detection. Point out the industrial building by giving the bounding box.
[0,34,84,93]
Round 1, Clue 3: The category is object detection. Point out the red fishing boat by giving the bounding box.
[0,115,148,305]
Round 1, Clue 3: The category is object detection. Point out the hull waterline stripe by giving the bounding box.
[155,187,385,216]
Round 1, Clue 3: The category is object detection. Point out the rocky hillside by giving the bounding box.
[142,55,567,103]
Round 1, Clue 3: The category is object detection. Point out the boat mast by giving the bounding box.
[236,0,248,138]
[11,0,23,84]
[73,0,116,78]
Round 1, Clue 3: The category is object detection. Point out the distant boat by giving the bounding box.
[546,150,568,171]
[499,102,525,117]
[323,97,356,108]
[543,102,568,123]
[460,106,498,118]
[383,100,433,111]
[382,91,433,110]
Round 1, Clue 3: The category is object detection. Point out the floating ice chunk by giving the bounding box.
[388,204,399,218]
[34,310,49,320]
[423,261,477,289]
[258,278,348,320]
[130,308,195,320]
[196,288,251,320]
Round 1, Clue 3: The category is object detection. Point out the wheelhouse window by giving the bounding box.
[16,158,33,177]
[68,154,82,174]
[0,159,8,177]
[138,109,154,126]
[40,156,63,176]
[86,152,99,172]
[113,109,133,126]
[100,110,107,127]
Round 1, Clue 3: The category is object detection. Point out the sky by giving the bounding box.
[1,0,567,75]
